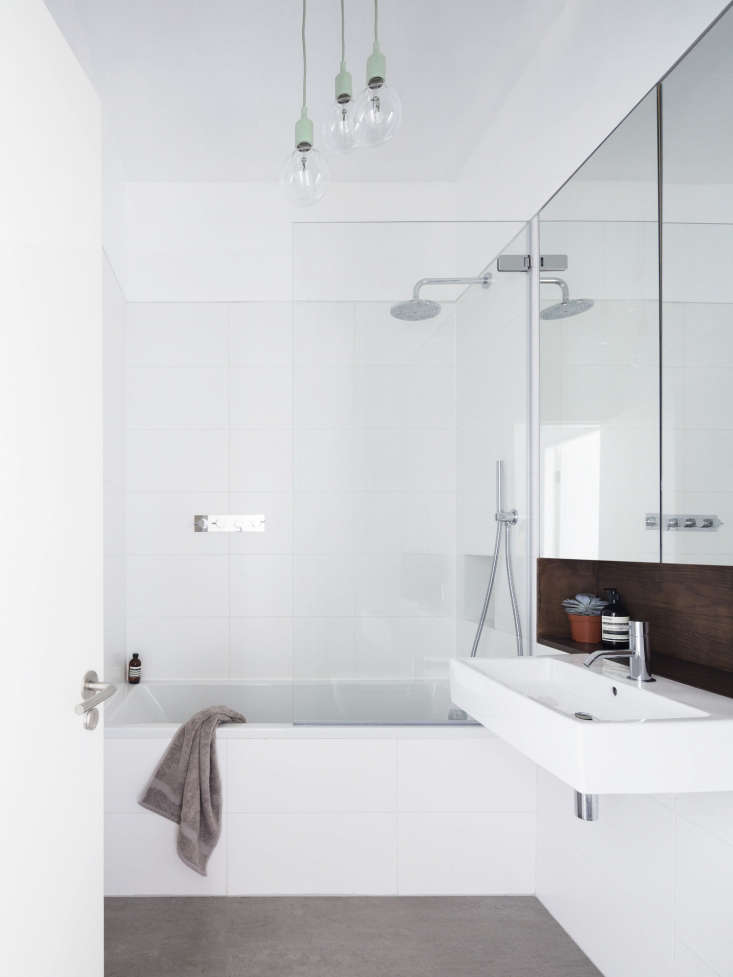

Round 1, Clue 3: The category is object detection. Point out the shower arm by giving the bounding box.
[412,275,491,299]
[540,277,569,304]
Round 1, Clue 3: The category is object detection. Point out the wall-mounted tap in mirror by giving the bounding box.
[661,4,733,566]
[538,2,733,568]
[538,89,661,563]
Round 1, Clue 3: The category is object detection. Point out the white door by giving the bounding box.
[0,2,103,975]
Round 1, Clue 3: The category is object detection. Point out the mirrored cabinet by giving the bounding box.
[539,4,733,567]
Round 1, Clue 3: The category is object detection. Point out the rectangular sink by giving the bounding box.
[450,654,733,795]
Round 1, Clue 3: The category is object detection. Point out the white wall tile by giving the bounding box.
[127,430,228,491]
[353,617,419,678]
[673,941,719,977]
[127,303,228,367]
[294,302,355,368]
[398,812,535,895]
[398,737,536,813]
[353,365,455,430]
[104,554,127,684]
[294,362,354,428]
[229,303,292,365]
[294,554,356,617]
[674,792,733,847]
[293,492,354,553]
[294,429,352,490]
[536,771,675,977]
[126,367,228,429]
[227,812,396,895]
[229,366,292,428]
[126,555,228,617]
[227,493,292,554]
[126,492,229,554]
[105,811,227,895]
[229,617,292,678]
[676,816,733,977]
[354,303,455,366]
[229,428,292,491]
[354,618,456,679]
[125,616,229,679]
[350,492,456,556]
[229,554,292,616]
[226,740,397,812]
[292,617,358,679]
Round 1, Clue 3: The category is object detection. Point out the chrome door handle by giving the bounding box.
[76,670,117,729]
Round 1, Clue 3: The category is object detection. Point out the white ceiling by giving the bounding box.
[44,0,565,182]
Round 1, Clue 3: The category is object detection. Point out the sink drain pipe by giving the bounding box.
[575,792,599,821]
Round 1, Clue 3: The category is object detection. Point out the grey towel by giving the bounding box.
[139,705,246,875]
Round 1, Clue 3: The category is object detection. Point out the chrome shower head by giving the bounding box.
[390,298,442,321]
[542,297,594,320]
[540,277,593,320]
[390,275,491,322]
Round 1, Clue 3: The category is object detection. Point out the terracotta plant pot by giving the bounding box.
[567,614,602,644]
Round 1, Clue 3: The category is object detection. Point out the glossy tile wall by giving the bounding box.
[122,296,458,684]
[123,300,293,682]
[456,228,530,657]
[536,770,733,977]
[291,299,457,684]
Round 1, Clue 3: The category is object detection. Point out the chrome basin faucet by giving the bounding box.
[584,621,654,682]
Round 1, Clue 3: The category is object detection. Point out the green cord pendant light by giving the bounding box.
[281,0,330,204]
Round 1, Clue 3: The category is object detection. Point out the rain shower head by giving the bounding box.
[390,275,491,322]
[390,298,442,321]
[540,277,594,320]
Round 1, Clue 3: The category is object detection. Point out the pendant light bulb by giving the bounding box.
[326,1,357,153]
[282,0,329,205]
[281,109,330,206]
[353,0,402,148]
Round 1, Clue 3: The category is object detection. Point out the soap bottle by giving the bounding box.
[127,652,142,685]
[601,589,630,649]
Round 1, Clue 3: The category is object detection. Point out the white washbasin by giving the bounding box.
[450,654,733,795]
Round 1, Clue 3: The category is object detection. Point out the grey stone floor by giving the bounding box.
[105,897,602,977]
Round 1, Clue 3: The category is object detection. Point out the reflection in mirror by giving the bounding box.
[662,5,733,565]
[539,89,661,562]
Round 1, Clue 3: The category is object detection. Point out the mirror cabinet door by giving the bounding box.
[661,6,733,566]
[539,89,661,562]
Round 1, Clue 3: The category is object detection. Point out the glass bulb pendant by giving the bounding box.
[354,42,402,148]
[326,97,357,153]
[354,82,401,147]
[281,145,329,206]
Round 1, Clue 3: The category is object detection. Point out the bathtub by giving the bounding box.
[104,679,537,897]
[106,677,476,727]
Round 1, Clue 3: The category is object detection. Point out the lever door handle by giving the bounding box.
[75,670,117,716]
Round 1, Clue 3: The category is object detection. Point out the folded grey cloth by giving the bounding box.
[139,705,246,875]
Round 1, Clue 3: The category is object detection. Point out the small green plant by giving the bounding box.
[562,593,607,616]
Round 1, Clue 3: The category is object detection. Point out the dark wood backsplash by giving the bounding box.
[537,558,733,698]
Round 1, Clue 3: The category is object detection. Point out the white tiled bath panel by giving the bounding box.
[105,730,537,897]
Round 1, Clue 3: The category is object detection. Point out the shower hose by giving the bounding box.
[469,460,524,658]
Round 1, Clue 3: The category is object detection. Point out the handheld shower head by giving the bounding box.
[540,277,594,320]
[390,275,491,322]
